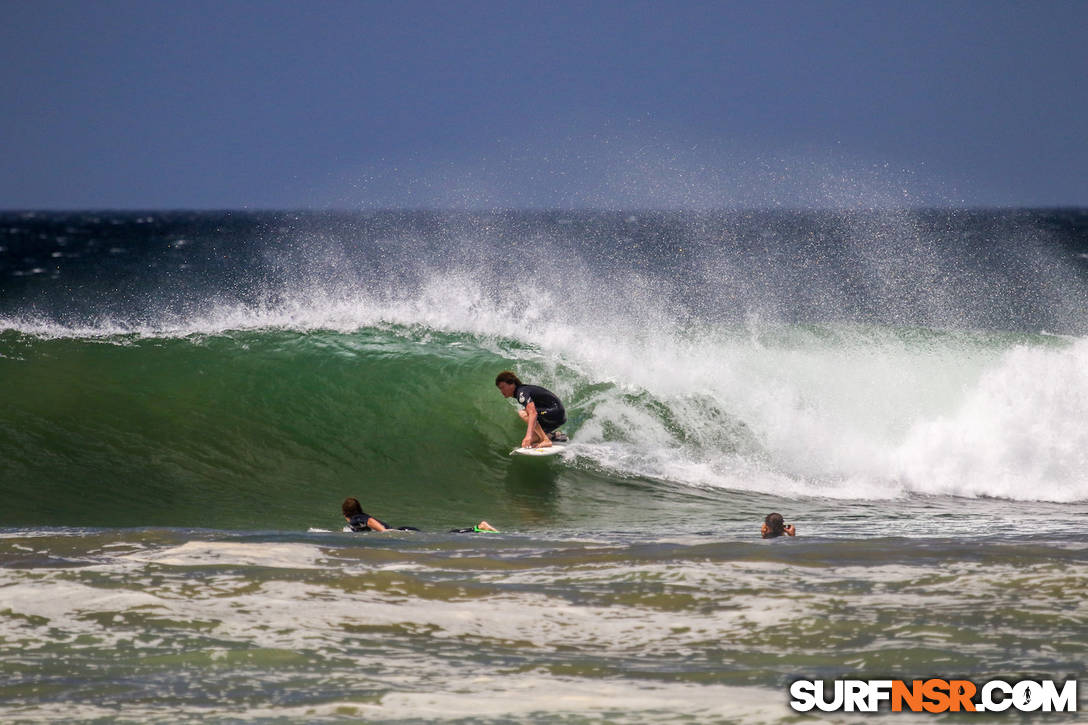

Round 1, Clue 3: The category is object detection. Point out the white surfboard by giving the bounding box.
[510,443,566,457]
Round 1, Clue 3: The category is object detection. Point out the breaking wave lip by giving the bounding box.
[644,342,1088,504]
[890,338,1088,502]
[0,299,396,340]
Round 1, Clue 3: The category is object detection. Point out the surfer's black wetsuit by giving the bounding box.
[347,513,419,532]
[514,384,566,433]
[348,513,490,534]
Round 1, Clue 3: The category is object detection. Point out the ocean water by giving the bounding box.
[1,210,1086,722]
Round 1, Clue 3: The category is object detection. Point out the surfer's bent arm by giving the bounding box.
[367,517,388,532]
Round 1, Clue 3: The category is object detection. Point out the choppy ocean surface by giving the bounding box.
[1,210,1086,722]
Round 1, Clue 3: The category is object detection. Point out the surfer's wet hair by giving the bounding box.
[342,497,363,518]
[495,371,522,387]
[763,512,788,538]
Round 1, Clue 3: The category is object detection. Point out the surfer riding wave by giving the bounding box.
[495,371,567,449]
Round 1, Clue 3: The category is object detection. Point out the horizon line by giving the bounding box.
[3,205,1087,215]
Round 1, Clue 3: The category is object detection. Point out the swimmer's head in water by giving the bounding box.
[762,512,788,538]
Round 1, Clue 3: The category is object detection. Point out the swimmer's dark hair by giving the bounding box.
[763,512,788,538]
[342,497,363,518]
[495,371,523,387]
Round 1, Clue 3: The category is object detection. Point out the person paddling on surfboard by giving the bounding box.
[495,371,567,449]
[342,497,421,532]
[341,498,497,533]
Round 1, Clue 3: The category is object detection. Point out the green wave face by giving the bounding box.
[1,327,557,529]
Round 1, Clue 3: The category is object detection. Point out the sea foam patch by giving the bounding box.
[122,541,326,569]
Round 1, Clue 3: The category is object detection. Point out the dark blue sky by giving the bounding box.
[2,0,1086,209]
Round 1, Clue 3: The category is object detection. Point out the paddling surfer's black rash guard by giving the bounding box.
[347,514,420,532]
[347,513,388,532]
[514,384,566,432]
